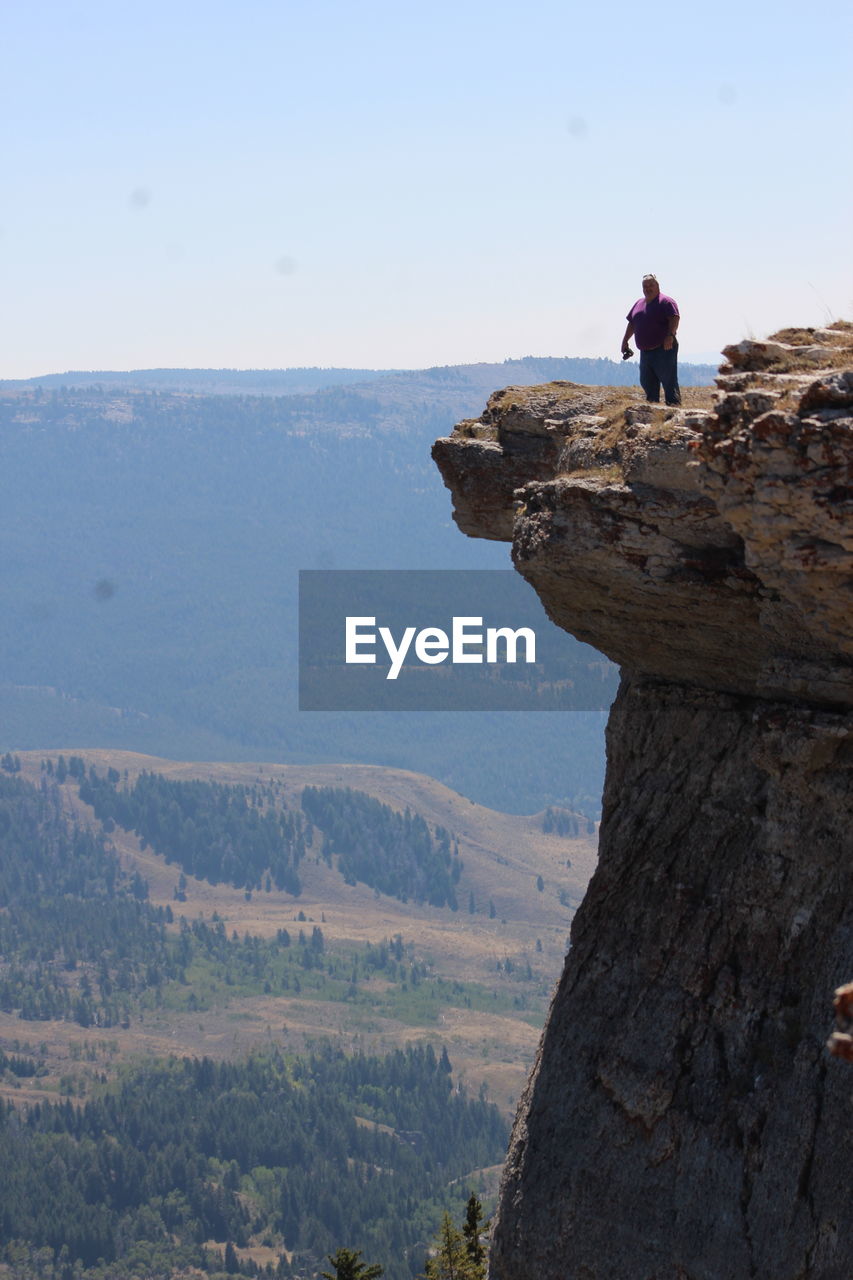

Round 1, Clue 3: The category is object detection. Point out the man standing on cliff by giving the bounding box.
[621,274,681,406]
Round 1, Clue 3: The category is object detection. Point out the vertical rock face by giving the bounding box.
[432,324,853,1280]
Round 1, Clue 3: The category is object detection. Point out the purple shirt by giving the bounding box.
[627,293,679,350]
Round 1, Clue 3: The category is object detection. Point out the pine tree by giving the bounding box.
[462,1194,487,1275]
[321,1247,384,1280]
[422,1211,481,1280]
[420,1198,488,1280]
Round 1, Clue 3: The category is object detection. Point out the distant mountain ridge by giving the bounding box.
[0,354,716,814]
[0,354,719,399]
[0,366,395,396]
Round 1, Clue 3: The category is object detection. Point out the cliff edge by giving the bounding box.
[432,323,853,1280]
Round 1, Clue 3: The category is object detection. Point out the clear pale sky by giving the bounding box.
[2,0,851,376]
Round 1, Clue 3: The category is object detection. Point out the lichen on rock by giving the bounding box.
[432,321,853,1280]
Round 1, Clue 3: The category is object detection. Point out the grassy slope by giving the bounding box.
[2,750,598,1118]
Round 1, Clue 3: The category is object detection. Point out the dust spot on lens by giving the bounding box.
[717,84,737,105]
[274,256,297,276]
[567,116,588,139]
[129,187,151,210]
[94,579,116,601]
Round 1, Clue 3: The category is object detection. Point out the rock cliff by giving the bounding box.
[432,323,853,1280]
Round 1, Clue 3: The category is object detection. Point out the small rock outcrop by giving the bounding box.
[432,323,853,1280]
[829,982,853,1063]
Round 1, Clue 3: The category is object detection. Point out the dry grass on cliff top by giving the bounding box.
[484,384,717,468]
[494,381,715,419]
[771,319,853,351]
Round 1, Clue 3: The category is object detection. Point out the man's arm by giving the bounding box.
[621,321,634,355]
[663,306,679,351]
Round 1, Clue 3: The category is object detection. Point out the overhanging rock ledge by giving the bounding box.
[432,322,853,1280]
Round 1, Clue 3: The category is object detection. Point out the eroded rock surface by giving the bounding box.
[432,323,853,1279]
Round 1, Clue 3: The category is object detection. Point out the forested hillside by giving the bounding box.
[301,786,461,907]
[0,1044,506,1280]
[0,770,170,1027]
[80,769,308,894]
[0,767,518,1278]
[0,768,554,1033]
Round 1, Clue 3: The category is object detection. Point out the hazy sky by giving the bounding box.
[2,0,851,376]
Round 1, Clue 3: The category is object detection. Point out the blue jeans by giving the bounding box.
[639,342,681,405]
